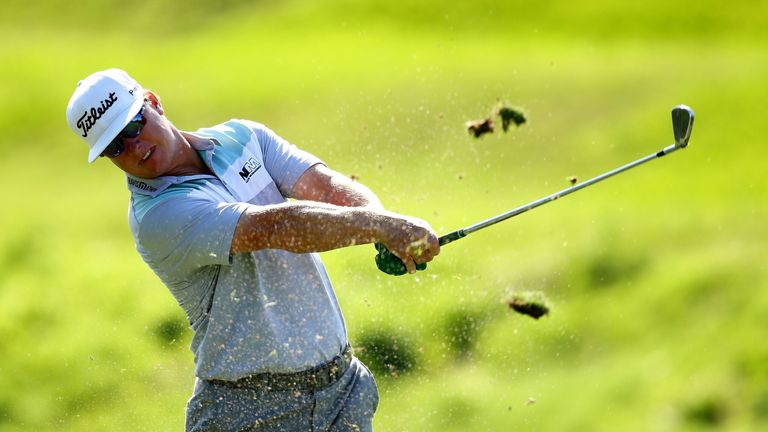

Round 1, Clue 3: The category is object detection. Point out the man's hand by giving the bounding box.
[375,243,427,275]
[375,215,439,275]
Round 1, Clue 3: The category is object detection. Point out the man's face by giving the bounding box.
[105,100,179,179]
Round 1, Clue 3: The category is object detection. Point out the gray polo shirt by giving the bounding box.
[126,120,348,381]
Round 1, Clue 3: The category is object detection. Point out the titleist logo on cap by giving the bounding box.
[76,92,118,138]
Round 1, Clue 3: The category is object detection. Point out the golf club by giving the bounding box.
[375,104,694,275]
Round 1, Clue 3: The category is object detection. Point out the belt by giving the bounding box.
[209,345,353,391]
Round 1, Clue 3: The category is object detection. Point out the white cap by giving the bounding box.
[66,69,145,162]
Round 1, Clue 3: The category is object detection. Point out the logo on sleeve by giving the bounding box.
[238,157,262,183]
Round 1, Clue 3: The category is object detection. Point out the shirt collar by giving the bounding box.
[125,136,218,197]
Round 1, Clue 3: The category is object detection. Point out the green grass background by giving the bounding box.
[1,0,766,430]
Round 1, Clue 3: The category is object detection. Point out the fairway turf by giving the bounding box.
[1,1,767,431]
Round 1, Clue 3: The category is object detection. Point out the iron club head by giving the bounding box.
[672,105,694,148]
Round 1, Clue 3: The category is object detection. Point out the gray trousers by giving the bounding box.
[186,357,379,432]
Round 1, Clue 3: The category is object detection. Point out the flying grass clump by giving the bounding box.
[466,100,527,138]
[494,102,527,132]
[505,291,550,319]
[466,117,495,138]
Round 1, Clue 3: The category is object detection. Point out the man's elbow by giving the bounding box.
[230,207,277,254]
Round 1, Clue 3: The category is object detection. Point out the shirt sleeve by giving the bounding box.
[135,194,249,278]
[240,120,324,196]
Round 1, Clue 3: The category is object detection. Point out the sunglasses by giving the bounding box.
[100,105,146,158]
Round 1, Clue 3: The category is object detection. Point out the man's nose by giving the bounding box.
[122,136,143,154]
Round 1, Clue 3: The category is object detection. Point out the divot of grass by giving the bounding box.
[466,100,526,138]
[493,102,527,131]
[466,117,495,138]
[505,291,550,319]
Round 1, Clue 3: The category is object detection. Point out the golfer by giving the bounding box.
[66,68,439,431]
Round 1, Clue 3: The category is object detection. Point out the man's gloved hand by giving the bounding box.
[374,242,427,276]
[372,213,439,276]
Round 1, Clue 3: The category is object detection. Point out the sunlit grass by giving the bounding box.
[1,1,767,431]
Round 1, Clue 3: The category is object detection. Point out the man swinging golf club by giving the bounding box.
[66,68,440,431]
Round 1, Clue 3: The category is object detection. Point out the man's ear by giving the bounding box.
[144,90,164,115]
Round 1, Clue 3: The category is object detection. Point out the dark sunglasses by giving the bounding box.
[100,105,146,158]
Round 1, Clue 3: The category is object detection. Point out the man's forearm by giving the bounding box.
[231,201,389,254]
[291,164,384,210]
[251,164,439,271]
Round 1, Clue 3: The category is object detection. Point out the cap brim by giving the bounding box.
[87,97,145,163]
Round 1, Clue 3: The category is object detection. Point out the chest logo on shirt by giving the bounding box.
[238,157,263,183]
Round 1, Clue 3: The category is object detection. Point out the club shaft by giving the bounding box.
[438,143,681,246]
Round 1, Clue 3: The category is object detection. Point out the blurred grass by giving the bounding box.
[1,0,767,430]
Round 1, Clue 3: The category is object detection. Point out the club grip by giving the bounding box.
[374,242,427,276]
[438,230,466,246]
